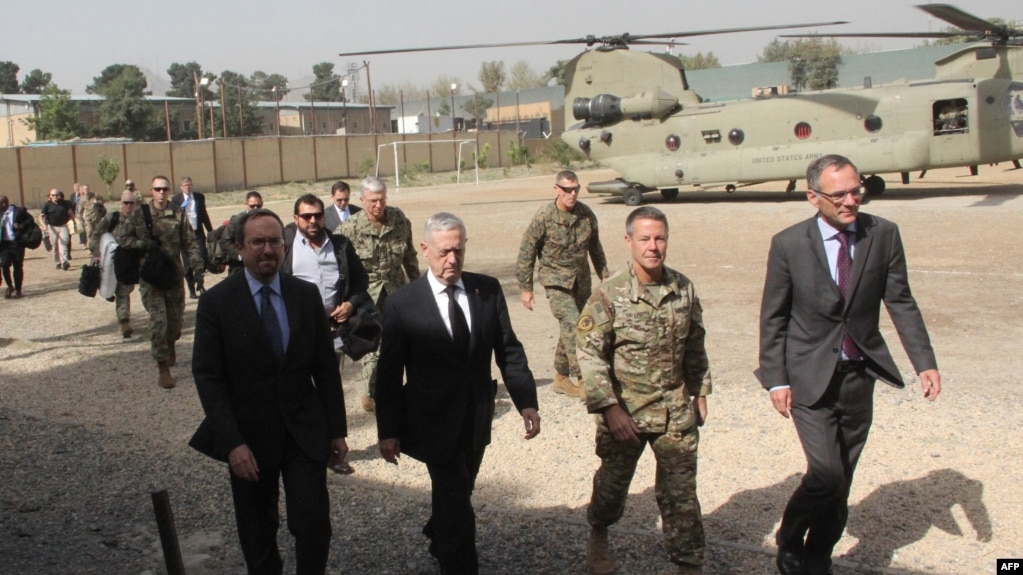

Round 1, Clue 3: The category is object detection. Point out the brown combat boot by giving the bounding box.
[586,525,615,575]
[157,362,175,389]
[677,564,703,575]
[361,394,376,412]
[119,320,133,339]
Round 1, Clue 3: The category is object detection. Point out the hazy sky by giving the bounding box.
[2,0,1018,96]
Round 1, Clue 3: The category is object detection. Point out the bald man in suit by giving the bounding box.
[756,154,941,575]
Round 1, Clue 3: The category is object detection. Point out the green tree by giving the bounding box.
[96,156,121,195]
[19,68,52,94]
[375,81,425,106]
[22,84,81,141]
[166,61,215,100]
[543,60,568,86]
[215,70,265,137]
[88,64,159,140]
[507,60,544,90]
[461,92,493,123]
[306,62,341,102]
[250,71,289,101]
[758,38,848,91]
[679,51,721,70]
[430,75,463,100]
[478,61,506,93]
[0,61,20,93]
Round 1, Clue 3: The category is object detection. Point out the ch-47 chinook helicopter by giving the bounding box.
[341,4,1023,206]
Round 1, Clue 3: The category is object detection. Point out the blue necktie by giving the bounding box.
[836,231,862,361]
[260,285,285,361]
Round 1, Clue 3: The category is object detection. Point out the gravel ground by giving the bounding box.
[1,165,1019,575]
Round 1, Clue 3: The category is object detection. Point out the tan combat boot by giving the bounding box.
[553,374,583,397]
[361,394,376,412]
[157,362,175,389]
[119,320,133,339]
[586,525,615,575]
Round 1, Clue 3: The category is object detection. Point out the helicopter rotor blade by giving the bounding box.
[916,4,1000,33]
[626,21,847,42]
[780,32,969,39]
[339,21,846,58]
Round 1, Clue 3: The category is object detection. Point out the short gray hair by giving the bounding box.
[359,176,386,196]
[423,212,466,242]
[806,154,858,191]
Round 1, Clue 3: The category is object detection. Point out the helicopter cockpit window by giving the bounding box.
[864,115,883,133]
[933,99,968,135]
[665,135,681,151]
[701,130,721,144]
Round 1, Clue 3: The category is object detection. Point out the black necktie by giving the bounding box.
[260,285,285,361]
[445,284,470,359]
[836,231,862,361]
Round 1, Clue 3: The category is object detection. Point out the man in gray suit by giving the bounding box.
[756,154,941,575]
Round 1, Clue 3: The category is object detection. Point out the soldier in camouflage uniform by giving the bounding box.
[576,206,711,575]
[115,176,202,389]
[78,184,103,249]
[89,190,138,338]
[339,176,419,411]
[517,170,609,398]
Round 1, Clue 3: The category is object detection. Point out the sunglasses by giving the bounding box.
[152,187,171,192]
[247,203,263,209]
[122,201,136,205]
[555,184,581,194]
[296,212,325,221]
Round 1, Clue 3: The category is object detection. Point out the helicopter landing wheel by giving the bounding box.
[786,180,797,193]
[862,174,886,197]
[623,188,643,206]
[660,188,679,200]
[725,184,736,193]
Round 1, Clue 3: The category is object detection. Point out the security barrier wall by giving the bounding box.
[1,132,526,208]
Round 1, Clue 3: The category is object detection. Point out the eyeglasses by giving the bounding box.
[814,186,865,203]
[555,183,581,194]
[296,212,325,221]
[246,238,285,250]
[48,194,58,197]
[152,187,171,193]
[247,204,263,209]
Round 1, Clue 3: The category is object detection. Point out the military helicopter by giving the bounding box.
[342,4,1023,206]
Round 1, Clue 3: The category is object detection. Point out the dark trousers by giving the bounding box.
[423,409,487,575]
[229,434,332,575]
[777,367,875,566]
[0,242,25,291]
[183,227,209,290]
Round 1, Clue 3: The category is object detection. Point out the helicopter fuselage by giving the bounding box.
[564,44,1023,195]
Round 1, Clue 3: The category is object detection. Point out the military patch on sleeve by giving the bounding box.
[591,300,611,326]
[577,314,595,333]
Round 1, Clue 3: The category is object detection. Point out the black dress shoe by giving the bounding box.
[776,548,806,575]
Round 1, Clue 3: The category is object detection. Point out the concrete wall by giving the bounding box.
[1,132,531,205]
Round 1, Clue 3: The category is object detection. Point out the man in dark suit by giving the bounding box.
[190,208,350,575]
[172,176,213,298]
[323,180,361,234]
[376,212,540,575]
[756,154,941,575]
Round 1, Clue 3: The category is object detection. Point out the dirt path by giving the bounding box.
[1,165,1019,574]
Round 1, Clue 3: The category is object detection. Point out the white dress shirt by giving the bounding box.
[426,272,471,338]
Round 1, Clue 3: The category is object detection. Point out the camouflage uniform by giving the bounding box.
[89,211,134,324]
[517,200,608,378]
[339,205,419,396]
[80,195,103,248]
[115,200,201,362]
[576,263,712,568]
